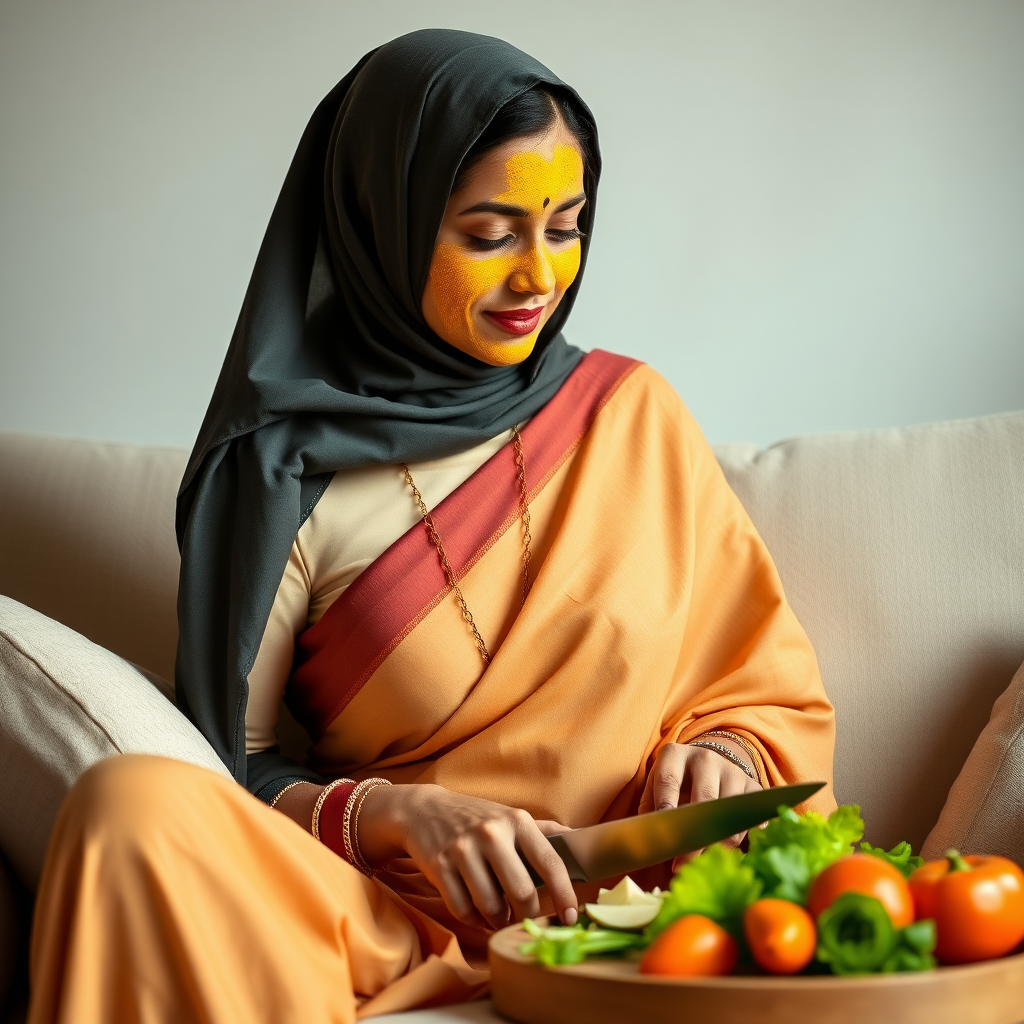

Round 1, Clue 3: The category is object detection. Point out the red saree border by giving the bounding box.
[287,350,640,739]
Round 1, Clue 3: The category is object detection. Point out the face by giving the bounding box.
[422,118,586,366]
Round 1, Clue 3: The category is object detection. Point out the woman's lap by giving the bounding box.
[28,755,484,1024]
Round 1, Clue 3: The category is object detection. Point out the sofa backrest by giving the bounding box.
[717,411,1024,850]
[2,414,1023,851]
[0,433,184,684]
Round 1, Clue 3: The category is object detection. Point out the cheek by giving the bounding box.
[549,242,582,294]
[428,243,512,333]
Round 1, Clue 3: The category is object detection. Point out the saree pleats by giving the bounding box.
[29,756,485,1024]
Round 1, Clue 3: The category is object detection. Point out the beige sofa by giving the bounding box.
[2,412,1023,1022]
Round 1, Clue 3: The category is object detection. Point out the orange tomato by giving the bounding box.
[807,854,914,928]
[743,898,817,975]
[639,915,739,977]
[909,851,1024,964]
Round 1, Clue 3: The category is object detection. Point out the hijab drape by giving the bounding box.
[174,29,600,785]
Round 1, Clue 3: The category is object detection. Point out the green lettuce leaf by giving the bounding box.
[746,804,864,902]
[644,844,762,941]
[860,841,925,879]
[519,919,642,966]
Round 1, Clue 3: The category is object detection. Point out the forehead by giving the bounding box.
[453,122,584,205]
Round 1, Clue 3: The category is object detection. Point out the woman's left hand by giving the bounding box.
[638,741,762,856]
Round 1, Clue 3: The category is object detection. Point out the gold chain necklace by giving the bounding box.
[401,425,532,665]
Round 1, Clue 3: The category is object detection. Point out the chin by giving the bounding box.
[469,335,539,367]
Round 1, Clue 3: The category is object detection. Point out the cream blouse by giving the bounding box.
[245,428,515,754]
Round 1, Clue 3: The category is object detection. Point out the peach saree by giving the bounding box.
[30,350,834,1024]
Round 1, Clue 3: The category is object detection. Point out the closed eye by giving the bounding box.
[546,227,584,244]
[466,234,515,253]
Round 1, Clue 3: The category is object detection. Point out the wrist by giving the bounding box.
[688,734,759,782]
[356,783,408,866]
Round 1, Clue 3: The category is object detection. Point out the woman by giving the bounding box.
[29,28,834,1024]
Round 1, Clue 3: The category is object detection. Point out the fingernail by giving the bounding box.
[563,907,578,926]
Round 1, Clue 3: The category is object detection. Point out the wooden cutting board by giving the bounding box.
[489,924,1024,1024]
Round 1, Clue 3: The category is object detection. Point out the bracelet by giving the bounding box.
[699,730,765,787]
[312,778,356,841]
[269,780,309,809]
[343,777,393,875]
[688,739,757,781]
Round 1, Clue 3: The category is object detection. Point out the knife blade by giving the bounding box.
[526,781,825,884]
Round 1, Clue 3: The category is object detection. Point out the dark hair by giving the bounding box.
[452,86,595,195]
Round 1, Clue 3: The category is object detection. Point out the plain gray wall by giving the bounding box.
[1,0,1022,449]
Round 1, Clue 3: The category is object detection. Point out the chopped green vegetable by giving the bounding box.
[815,893,897,975]
[746,804,864,903]
[644,844,762,942]
[882,919,937,973]
[860,841,925,879]
[519,918,642,966]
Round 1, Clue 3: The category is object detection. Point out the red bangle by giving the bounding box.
[315,781,357,861]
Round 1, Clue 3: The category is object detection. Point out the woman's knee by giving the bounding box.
[61,754,222,840]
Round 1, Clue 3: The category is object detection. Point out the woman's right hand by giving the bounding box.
[356,783,578,930]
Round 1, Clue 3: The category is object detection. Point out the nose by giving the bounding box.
[509,241,556,297]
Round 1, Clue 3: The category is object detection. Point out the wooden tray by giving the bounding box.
[489,924,1024,1024]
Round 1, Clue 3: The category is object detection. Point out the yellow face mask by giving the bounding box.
[425,142,584,366]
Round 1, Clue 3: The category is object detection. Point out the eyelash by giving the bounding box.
[466,228,584,253]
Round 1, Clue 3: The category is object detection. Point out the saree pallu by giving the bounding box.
[288,349,834,947]
[29,351,834,1023]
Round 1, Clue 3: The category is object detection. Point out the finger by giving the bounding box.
[511,811,578,925]
[687,749,725,806]
[651,745,688,811]
[719,766,752,800]
[451,841,512,931]
[535,819,572,837]
[431,859,489,929]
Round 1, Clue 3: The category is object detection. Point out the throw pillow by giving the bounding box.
[922,657,1024,862]
[0,595,231,889]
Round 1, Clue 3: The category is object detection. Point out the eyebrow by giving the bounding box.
[457,192,587,217]
[458,201,529,217]
[552,192,587,214]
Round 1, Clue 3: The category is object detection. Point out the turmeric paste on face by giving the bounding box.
[426,142,583,365]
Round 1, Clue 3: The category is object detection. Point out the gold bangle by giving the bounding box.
[269,780,308,809]
[311,778,355,841]
[699,730,765,787]
[343,777,392,875]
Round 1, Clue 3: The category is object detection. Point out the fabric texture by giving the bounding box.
[283,355,834,960]
[922,657,1024,862]
[246,426,513,755]
[29,755,486,1024]
[716,410,1024,851]
[0,596,230,889]
[175,28,600,792]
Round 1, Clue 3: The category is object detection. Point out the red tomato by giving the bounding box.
[639,915,738,977]
[807,854,914,928]
[743,899,816,975]
[909,852,1024,964]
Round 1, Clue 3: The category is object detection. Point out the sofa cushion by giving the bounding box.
[0,432,185,683]
[715,410,1024,851]
[922,658,1024,862]
[0,596,231,889]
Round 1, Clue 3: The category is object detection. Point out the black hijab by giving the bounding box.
[174,29,601,790]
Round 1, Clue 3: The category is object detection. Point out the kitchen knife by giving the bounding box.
[526,781,825,884]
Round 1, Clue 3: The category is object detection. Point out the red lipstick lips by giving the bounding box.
[483,306,544,336]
